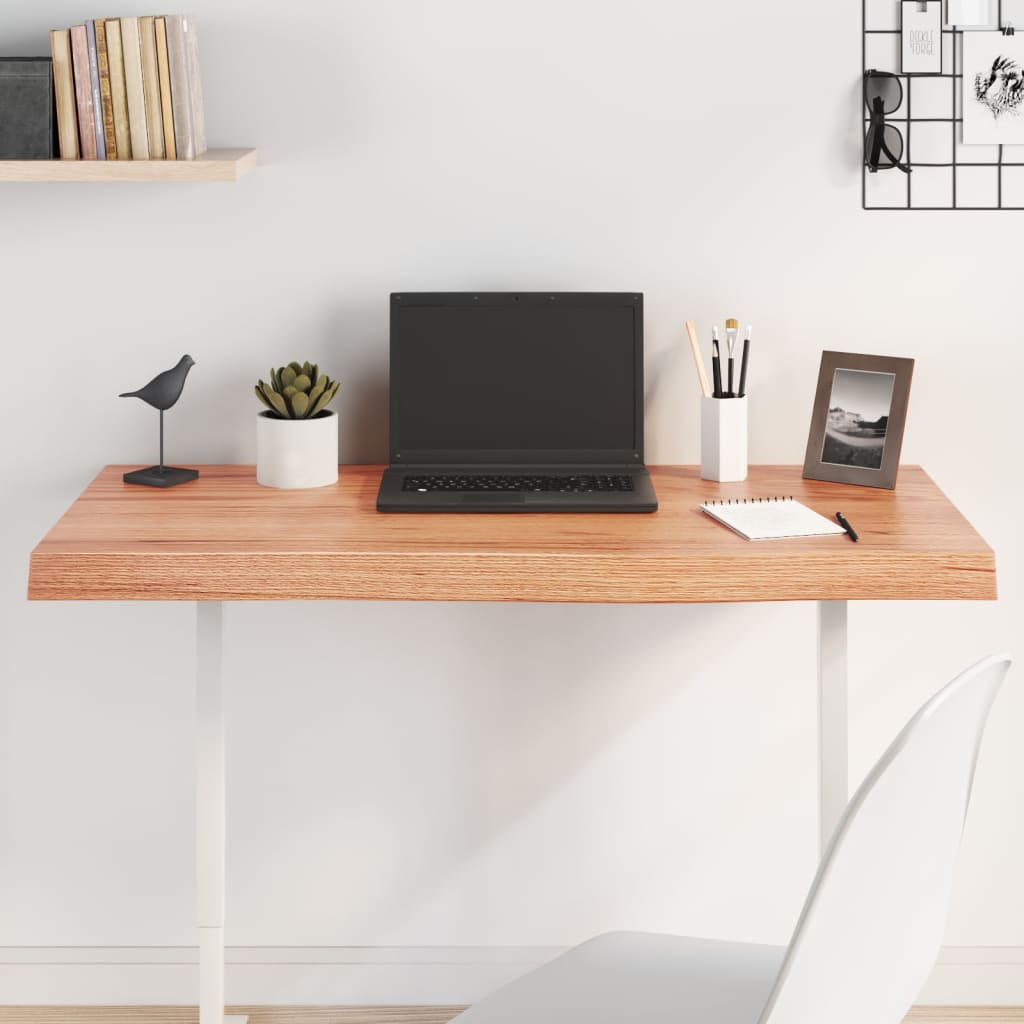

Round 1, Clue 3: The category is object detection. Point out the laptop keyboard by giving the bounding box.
[402,474,635,494]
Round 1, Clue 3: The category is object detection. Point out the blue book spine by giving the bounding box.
[85,20,106,159]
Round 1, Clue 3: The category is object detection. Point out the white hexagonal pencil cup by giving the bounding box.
[701,396,748,483]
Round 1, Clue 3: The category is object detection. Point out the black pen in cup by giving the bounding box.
[738,325,752,398]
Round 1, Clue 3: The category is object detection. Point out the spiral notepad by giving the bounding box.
[700,496,846,541]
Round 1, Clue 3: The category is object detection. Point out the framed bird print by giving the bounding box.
[963,31,1024,144]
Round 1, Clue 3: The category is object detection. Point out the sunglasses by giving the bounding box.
[864,70,912,174]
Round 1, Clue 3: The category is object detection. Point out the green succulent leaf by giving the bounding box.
[266,389,289,418]
[308,377,326,406]
[308,381,338,417]
[256,362,338,418]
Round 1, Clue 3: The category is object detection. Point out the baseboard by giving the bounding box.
[925,950,1024,1005]
[0,946,1021,1006]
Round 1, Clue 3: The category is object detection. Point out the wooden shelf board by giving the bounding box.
[27,465,997,604]
[0,147,256,182]
[0,1006,1007,1024]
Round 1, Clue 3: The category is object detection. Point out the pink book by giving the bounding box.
[70,25,98,160]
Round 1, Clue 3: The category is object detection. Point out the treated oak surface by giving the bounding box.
[0,1011,463,1024]
[0,148,256,182]
[27,465,996,603]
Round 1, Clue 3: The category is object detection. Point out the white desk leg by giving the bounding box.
[196,602,248,1024]
[817,600,849,857]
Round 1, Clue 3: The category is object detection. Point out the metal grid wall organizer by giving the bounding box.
[863,0,1024,209]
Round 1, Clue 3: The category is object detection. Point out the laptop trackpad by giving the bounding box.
[461,493,525,505]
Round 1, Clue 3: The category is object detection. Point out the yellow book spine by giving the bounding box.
[154,17,176,159]
[119,16,150,161]
[139,16,165,159]
[50,29,80,159]
[104,19,132,159]
[94,20,117,158]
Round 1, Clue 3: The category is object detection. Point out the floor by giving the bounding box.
[0,1008,1022,1024]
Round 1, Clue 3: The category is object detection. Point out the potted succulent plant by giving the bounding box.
[254,361,341,489]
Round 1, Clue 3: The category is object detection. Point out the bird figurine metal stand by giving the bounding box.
[119,354,199,487]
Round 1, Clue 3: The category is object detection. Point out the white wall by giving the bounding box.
[1,0,1022,1005]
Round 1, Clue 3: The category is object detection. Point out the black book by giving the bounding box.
[0,57,58,159]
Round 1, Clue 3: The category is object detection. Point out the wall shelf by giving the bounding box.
[0,147,256,182]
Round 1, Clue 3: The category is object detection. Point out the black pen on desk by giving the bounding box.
[711,326,723,398]
[738,325,752,398]
[836,512,859,542]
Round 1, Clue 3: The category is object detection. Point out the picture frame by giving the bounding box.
[802,351,914,490]
[946,0,996,28]
[962,31,1024,145]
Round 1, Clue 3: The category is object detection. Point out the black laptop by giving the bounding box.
[377,292,658,512]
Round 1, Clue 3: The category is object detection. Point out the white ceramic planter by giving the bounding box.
[700,396,748,482]
[256,411,339,489]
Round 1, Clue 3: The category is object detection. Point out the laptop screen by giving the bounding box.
[389,293,643,464]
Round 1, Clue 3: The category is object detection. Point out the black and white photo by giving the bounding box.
[804,352,914,490]
[821,368,895,471]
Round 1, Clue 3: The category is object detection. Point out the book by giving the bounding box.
[164,14,206,159]
[183,15,207,157]
[70,26,98,160]
[119,16,149,160]
[0,58,57,159]
[94,20,117,159]
[138,16,165,159]
[104,19,132,159]
[163,15,195,159]
[84,21,106,158]
[154,17,177,159]
[700,497,847,542]
[49,29,79,159]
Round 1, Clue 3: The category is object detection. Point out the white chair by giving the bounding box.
[452,653,1012,1024]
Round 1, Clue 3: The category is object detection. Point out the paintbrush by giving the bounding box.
[725,318,739,397]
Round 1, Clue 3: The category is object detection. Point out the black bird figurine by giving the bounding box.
[119,354,199,488]
[120,353,195,409]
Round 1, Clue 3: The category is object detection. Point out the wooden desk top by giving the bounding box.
[27,465,996,604]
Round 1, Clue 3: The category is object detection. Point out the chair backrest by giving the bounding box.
[758,654,1011,1024]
